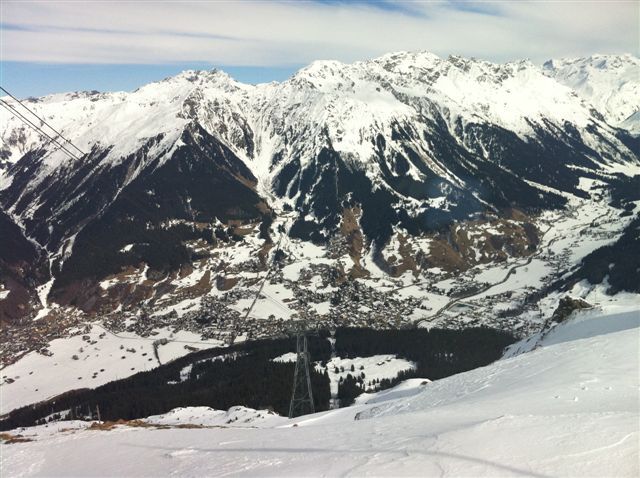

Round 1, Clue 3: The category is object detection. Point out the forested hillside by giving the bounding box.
[0,326,515,429]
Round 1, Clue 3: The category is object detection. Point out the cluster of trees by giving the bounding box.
[335,326,515,381]
[337,374,363,407]
[1,335,330,430]
[0,326,515,430]
[335,326,516,406]
[608,173,640,210]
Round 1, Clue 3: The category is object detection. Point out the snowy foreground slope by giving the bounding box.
[3,306,638,477]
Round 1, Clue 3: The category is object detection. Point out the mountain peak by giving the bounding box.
[543,53,640,125]
[143,68,244,92]
[543,53,639,70]
[368,50,441,72]
[293,59,349,81]
[373,50,440,62]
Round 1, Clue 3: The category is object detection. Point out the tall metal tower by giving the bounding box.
[288,332,315,418]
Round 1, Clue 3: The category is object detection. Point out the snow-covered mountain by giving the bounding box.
[2,53,638,249]
[2,305,638,477]
[543,53,640,134]
[0,51,638,364]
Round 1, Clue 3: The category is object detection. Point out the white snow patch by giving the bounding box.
[272,352,297,363]
[3,306,638,477]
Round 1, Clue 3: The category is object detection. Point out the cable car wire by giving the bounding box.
[0,99,81,161]
[0,86,86,157]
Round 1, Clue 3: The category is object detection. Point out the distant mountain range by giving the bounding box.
[0,51,638,330]
[543,53,640,134]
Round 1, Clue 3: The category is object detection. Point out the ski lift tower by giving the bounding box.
[288,323,318,418]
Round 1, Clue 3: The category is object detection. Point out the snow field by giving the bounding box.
[0,325,219,415]
[316,355,417,398]
[2,306,638,477]
[145,406,288,428]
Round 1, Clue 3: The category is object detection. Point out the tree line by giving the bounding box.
[335,326,515,405]
[1,326,515,430]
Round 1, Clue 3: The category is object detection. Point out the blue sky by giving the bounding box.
[1,0,637,98]
[0,62,303,98]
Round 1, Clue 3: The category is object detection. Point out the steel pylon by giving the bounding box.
[288,333,315,418]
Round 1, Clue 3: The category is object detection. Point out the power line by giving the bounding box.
[0,99,71,157]
[0,99,81,162]
[0,86,86,157]
[229,233,284,344]
[260,290,294,315]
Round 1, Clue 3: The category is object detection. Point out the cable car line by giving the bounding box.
[0,99,82,162]
[0,85,86,157]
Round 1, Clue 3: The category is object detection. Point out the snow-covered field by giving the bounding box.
[0,325,219,415]
[273,352,416,406]
[145,406,287,428]
[2,305,638,477]
[318,355,416,398]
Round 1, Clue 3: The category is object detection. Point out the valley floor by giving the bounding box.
[2,189,635,415]
[2,305,638,477]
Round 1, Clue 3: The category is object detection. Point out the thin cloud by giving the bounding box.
[445,1,505,16]
[1,21,246,42]
[1,1,637,66]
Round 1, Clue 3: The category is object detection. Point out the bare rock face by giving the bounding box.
[551,297,592,323]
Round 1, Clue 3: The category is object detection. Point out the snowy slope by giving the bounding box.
[0,325,219,415]
[543,54,640,130]
[3,306,638,477]
[619,110,640,136]
[145,406,288,428]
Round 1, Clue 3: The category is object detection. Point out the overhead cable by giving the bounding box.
[0,86,86,157]
[0,99,81,161]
